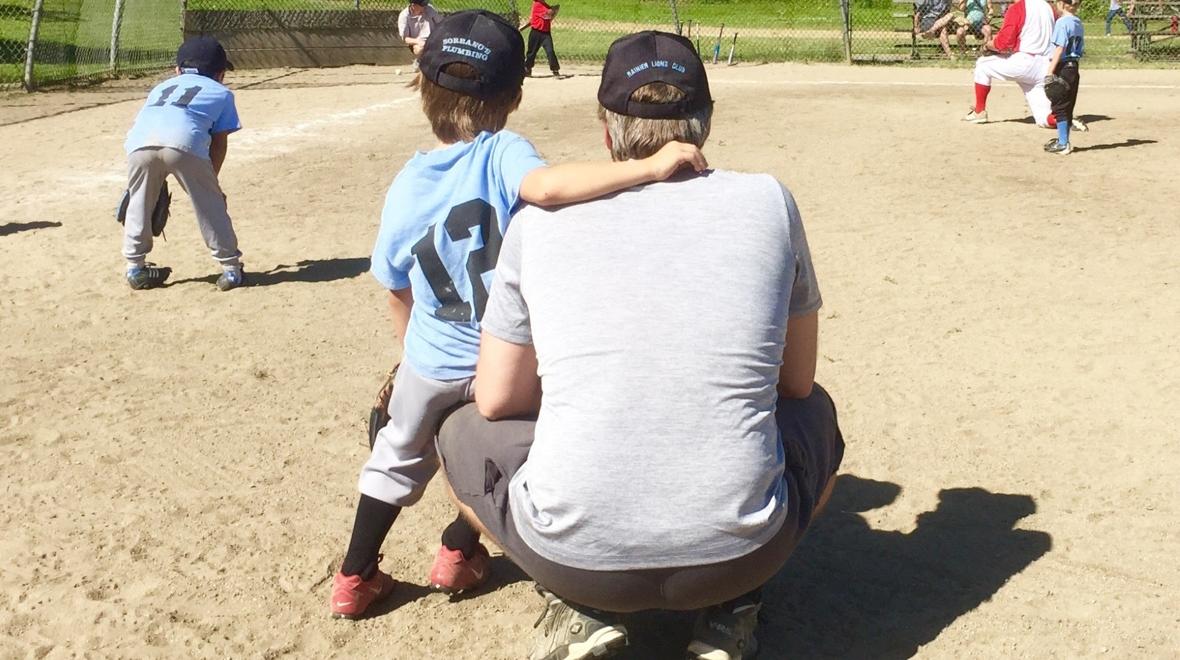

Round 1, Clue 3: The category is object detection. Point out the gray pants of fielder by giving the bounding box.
[123,147,241,268]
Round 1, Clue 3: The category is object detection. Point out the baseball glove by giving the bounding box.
[115,181,172,238]
[368,364,399,450]
[1043,74,1070,105]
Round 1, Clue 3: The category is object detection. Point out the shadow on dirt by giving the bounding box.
[1073,138,1158,152]
[170,257,370,288]
[0,221,62,237]
[613,474,1052,659]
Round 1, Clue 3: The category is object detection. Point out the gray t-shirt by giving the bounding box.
[482,169,822,571]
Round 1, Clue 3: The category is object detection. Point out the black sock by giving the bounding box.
[440,513,481,559]
[341,495,401,578]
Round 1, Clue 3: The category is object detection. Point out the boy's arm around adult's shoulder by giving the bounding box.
[517,141,708,207]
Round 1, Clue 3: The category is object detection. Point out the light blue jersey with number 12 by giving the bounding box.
[125,72,242,160]
[370,130,546,381]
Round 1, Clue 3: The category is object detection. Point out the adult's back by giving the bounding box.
[498,171,820,571]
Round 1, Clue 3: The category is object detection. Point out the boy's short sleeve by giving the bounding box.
[482,216,532,344]
[1052,20,1068,47]
[495,133,547,208]
[370,193,413,291]
[780,185,822,317]
[212,91,242,135]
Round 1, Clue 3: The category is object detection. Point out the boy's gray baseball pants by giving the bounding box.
[123,146,241,268]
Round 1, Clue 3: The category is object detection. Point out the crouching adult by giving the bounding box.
[436,31,845,660]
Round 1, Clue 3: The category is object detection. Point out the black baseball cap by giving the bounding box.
[598,31,712,119]
[418,10,525,99]
[177,36,234,76]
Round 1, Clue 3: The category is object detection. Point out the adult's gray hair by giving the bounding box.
[597,82,712,162]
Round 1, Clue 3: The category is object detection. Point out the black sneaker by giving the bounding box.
[126,263,171,290]
[685,601,761,660]
[1044,140,1073,155]
[216,266,246,291]
[528,586,628,660]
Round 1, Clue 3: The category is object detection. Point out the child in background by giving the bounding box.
[121,37,245,291]
[329,10,708,620]
[1044,0,1085,155]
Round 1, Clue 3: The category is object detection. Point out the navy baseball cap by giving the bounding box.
[418,10,526,99]
[177,36,234,76]
[598,31,712,119]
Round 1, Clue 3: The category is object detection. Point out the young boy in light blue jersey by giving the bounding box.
[1044,0,1085,155]
[329,10,708,620]
[121,36,245,291]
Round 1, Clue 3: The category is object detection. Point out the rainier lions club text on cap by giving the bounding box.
[625,60,688,78]
[441,37,492,61]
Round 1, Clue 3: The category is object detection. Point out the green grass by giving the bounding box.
[2,0,179,88]
[5,0,1178,87]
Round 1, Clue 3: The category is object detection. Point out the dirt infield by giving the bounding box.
[2,63,1178,658]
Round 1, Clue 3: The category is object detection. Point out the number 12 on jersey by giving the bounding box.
[410,199,503,324]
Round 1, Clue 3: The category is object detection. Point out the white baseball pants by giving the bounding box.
[359,362,475,506]
[973,52,1053,127]
[123,146,241,267]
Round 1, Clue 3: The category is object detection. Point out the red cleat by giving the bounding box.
[429,543,491,594]
[329,562,396,620]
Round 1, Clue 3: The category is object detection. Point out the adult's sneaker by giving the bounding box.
[685,601,762,660]
[429,543,491,594]
[329,560,396,620]
[528,586,628,660]
[1045,140,1073,155]
[962,109,988,124]
[216,266,245,291]
[126,263,171,290]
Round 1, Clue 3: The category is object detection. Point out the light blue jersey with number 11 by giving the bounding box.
[371,130,546,381]
[125,72,242,160]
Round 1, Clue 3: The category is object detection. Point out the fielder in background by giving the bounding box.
[328,10,707,621]
[523,0,562,77]
[436,31,844,660]
[121,37,245,291]
[397,0,439,61]
[1044,0,1085,154]
[961,0,1055,126]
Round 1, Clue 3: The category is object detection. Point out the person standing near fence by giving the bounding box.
[1105,0,1135,35]
[398,0,440,62]
[523,0,562,78]
[120,36,245,291]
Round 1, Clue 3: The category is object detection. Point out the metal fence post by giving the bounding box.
[669,0,682,35]
[110,0,127,72]
[23,0,45,91]
[840,0,853,64]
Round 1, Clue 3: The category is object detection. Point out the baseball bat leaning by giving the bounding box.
[713,24,724,64]
[727,33,737,65]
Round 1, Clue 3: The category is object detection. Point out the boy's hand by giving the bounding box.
[645,141,708,180]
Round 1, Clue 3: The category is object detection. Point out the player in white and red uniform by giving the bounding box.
[962,0,1057,127]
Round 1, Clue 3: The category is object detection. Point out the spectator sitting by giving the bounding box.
[915,0,957,58]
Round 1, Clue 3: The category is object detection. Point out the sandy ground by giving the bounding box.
[1,62,1178,659]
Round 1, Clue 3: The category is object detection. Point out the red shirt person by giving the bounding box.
[525,1,562,77]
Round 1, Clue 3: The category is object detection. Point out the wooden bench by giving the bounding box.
[893,0,1006,59]
[1126,1,1180,52]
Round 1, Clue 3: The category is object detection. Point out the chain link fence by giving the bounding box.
[1,0,180,90]
[4,0,1178,90]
